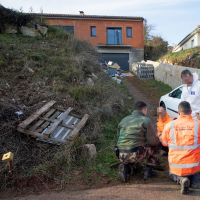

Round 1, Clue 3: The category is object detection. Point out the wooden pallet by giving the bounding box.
[17,100,89,145]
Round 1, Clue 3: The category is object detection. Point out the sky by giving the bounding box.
[0,0,199,45]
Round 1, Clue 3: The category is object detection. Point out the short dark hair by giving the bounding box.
[181,69,192,77]
[178,101,191,115]
[134,101,147,110]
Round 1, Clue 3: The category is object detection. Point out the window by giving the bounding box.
[191,39,194,48]
[126,27,132,38]
[107,27,122,45]
[169,87,183,99]
[90,26,96,37]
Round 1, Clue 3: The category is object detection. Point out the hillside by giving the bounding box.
[160,47,200,68]
[0,31,131,190]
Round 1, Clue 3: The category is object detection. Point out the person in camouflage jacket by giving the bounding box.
[117,101,160,181]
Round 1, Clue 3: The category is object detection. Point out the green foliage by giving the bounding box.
[145,36,168,61]
[82,114,127,181]
[69,85,100,101]
[0,32,133,189]
[47,26,69,39]
[160,47,200,68]
[0,5,33,32]
[143,79,172,97]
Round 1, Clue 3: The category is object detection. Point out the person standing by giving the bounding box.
[181,69,200,119]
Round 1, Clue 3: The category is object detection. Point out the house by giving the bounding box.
[173,26,200,52]
[38,12,144,71]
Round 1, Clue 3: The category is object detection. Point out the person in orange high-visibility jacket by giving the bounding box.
[157,106,172,154]
[161,101,200,195]
[157,106,172,137]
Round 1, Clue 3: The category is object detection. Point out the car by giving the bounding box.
[159,85,183,119]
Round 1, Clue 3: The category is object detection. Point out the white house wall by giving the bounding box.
[181,33,200,50]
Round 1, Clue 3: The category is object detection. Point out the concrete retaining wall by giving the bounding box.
[132,60,200,89]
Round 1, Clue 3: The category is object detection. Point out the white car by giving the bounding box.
[159,85,183,119]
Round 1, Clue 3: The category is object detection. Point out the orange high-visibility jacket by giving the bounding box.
[161,114,200,176]
[157,113,171,135]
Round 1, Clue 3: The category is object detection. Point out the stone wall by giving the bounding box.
[132,60,200,89]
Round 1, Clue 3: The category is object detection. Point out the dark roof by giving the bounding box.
[31,13,144,21]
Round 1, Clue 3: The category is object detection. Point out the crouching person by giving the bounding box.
[160,101,200,195]
[116,101,160,182]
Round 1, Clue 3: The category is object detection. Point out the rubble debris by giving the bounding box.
[109,63,120,70]
[112,77,122,84]
[17,100,89,145]
[15,110,24,119]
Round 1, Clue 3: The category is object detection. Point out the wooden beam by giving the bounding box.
[67,114,89,142]
[43,107,73,139]
[18,100,56,129]
[17,127,44,139]
[29,109,56,131]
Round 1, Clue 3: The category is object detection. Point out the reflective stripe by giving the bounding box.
[170,162,200,169]
[169,119,200,150]
[170,121,175,144]
[194,120,199,145]
[169,144,200,150]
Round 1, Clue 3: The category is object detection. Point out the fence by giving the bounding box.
[134,63,154,80]
[132,60,200,89]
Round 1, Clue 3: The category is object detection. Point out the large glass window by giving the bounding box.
[90,26,96,37]
[126,27,132,38]
[107,27,122,45]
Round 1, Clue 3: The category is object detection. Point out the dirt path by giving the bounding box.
[2,75,200,199]
[6,183,200,200]
[125,76,158,119]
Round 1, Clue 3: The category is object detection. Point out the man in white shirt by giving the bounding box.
[181,69,200,119]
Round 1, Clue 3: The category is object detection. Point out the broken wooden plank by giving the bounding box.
[43,107,73,139]
[29,109,56,131]
[17,127,44,139]
[67,114,89,142]
[35,111,61,133]
[56,108,81,119]
[18,101,56,129]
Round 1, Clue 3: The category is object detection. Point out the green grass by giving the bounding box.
[160,47,200,68]
[82,114,127,182]
[143,79,172,97]
[0,32,133,188]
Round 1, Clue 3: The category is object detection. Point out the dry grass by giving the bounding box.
[0,32,131,190]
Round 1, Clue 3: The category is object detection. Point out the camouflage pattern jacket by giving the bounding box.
[117,110,159,150]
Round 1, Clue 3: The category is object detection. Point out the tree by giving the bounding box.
[144,19,154,42]
[145,36,168,61]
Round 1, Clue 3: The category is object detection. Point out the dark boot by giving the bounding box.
[180,177,190,195]
[143,166,153,180]
[190,173,200,189]
[118,163,131,182]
